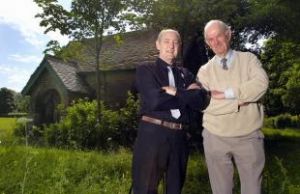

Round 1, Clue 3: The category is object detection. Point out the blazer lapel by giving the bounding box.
[154,62,169,86]
[174,67,185,88]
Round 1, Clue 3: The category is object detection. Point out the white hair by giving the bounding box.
[157,29,181,43]
[204,20,231,40]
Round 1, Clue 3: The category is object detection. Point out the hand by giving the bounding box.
[162,86,177,96]
[211,90,225,99]
[187,83,201,90]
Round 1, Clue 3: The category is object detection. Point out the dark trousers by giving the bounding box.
[132,121,189,194]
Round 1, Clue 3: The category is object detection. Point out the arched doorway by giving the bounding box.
[35,89,61,124]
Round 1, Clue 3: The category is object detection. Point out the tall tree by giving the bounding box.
[0,88,15,115]
[130,0,254,73]
[261,39,300,115]
[35,0,130,123]
[241,0,300,44]
[281,62,300,115]
[14,94,30,113]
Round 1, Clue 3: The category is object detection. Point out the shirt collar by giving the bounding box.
[157,57,176,70]
[216,49,234,67]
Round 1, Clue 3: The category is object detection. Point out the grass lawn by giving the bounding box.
[0,117,17,144]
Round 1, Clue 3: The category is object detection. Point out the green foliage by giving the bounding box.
[115,92,139,148]
[59,41,88,62]
[182,154,211,194]
[281,62,300,115]
[237,0,300,46]
[0,87,15,116]
[263,128,300,141]
[261,39,300,115]
[264,114,300,129]
[14,118,43,146]
[131,0,251,47]
[43,40,62,55]
[40,93,139,150]
[34,0,130,58]
[264,156,300,194]
[0,89,29,116]
[13,94,30,113]
[43,99,118,149]
[263,137,300,193]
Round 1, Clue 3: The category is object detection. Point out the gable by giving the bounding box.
[22,55,90,96]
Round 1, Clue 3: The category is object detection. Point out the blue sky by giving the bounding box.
[0,0,70,92]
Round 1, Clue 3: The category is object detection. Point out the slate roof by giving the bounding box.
[47,56,90,94]
[21,55,90,95]
[77,30,158,71]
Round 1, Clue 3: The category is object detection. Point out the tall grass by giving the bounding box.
[1,117,300,194]
[1,142,300,194]
[0,146,132,194]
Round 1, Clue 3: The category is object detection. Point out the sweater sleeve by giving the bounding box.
[232,53,269,104]
[196,65,210,90]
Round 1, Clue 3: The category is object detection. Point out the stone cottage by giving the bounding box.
[22,30,158,125]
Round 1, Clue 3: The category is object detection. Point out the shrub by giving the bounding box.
[275,114,292,128]
[13,117,44,146]
[43,99,117,150]
[264,114,300,129]
[43,93,139,150]
[115,92,139,148]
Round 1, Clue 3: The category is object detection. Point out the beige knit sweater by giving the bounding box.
[197,51,269,137]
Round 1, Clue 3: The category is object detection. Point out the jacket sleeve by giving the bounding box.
[175,68,210,111]
[176,88,211,111]
[136,64,181,111]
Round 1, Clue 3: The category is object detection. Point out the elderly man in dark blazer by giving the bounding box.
[132,29,210,194]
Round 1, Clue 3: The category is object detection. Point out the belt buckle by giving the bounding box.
[171,122,181,130]
[169,122,175,129]
[178,123,182,129]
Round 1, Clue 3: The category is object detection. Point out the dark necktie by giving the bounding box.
[221,58,228,70]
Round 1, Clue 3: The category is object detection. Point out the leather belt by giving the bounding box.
[141,116,183,130]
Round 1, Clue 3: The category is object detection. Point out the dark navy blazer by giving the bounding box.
[135,58,210,124]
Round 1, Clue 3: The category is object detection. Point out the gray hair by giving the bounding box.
[157,29,181,43]
[204,20,231,40]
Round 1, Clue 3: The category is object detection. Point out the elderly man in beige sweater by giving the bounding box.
[197,20,269,194]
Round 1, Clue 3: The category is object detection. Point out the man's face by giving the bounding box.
[156,31,180,64]
[205,24,231,57]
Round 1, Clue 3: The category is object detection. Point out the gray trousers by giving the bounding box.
[202,129,265,194]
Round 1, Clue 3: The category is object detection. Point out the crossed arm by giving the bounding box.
[195,54,269,115]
